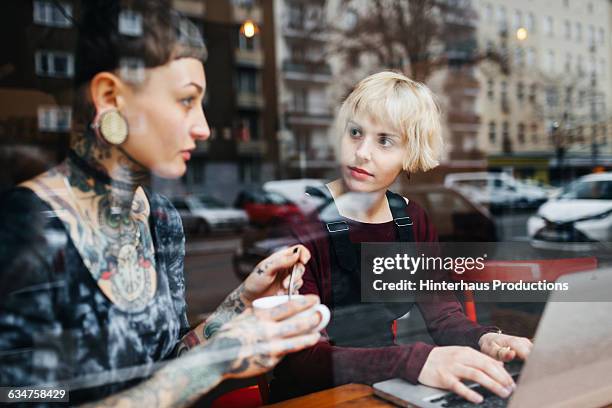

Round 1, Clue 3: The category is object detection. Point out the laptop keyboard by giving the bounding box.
[429,373,520,408]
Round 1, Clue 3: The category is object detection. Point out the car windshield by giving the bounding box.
[558,180,612,200]
[189,196,227,209]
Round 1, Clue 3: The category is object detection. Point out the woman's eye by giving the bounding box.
[349,127,361,137]
[379,136,394,147]
[180,96,196,108]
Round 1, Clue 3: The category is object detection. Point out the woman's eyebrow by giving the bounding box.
[183,82,204,94]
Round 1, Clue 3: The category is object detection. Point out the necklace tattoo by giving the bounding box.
[62,176,155,311]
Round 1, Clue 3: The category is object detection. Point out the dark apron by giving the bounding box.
[320,190,415,347]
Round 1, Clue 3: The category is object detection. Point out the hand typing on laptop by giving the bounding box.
[478,332,533,362]
[417,334,531,405]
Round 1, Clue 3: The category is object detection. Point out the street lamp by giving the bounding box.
[516,27,528,41]
[240,19,258,38]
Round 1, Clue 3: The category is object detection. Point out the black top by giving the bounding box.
[0,187,190,405]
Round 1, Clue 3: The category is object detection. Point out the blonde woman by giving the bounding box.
[272,72,532,404]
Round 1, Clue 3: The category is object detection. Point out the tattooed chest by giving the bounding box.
[74,221,158,311]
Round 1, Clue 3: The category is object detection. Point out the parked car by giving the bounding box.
[234,189,304,226]
[527,172,612,251]
[444,172,548,212]
[233,184,497,280]
[263,179,326,215]
[172,195,248,235]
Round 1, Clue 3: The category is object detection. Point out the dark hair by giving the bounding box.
[72,0,207,125]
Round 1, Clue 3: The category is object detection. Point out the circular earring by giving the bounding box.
[93,109,129,145]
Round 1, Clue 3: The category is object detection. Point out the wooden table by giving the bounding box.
[264,384,392,407]
[265,383,612,408]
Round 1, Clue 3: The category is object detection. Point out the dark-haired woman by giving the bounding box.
[0,1,322,406]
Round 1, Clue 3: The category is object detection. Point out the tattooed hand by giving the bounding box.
[243,245,311,303]
[169,295,322,383]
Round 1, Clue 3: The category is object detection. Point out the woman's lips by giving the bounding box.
[181,151,192,161]
[348,166,373,180]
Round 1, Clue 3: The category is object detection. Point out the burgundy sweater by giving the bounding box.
[270,198,496,401]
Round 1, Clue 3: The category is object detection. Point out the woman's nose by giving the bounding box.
[355,138,372,161]
[191,111,211,141]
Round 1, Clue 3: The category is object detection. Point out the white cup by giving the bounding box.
[252,295,330,332]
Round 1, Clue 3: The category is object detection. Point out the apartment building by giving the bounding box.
[474,0,612,181]
[273,0,335,178]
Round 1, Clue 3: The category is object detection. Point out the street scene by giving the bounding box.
[1,0,612,406]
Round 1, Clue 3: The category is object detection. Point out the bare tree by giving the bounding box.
[329,0,489,83]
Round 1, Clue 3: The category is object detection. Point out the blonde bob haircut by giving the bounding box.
[334,71,443,173]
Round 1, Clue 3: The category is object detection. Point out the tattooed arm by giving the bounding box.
[175,245,311,355]
[83,296,323,408]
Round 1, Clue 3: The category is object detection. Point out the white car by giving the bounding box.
[444,172,548,211]
[263,179,326,215]
[172,195,249,234]
[527,172,612,250]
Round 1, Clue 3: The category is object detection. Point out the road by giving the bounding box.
[182,211,537,320]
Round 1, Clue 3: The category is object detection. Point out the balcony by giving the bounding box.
[235,48,264,68]
[237,139,266,156]
[286,110,333,127]
[282,21,327,42]
[232,5,262,24]
[282,60,332,83]
[237,92,265,110]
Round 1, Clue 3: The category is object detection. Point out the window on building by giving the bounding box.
[237,69,258,93]
[531,123,538,144]
[497,5,507,29]
[546,86,559,107]
[575,22,582,42]
[587,2,594,13]
[518,123,526,144]
[484,4,493,22]
[293,88,308,112]
[577,55,585,74]
[563,0,569,7]
[119,58,145,84]
[526,12,535,32]
[37,106,72,132]
[588,25,595,46]
[526,47,535,66]
[546,50,555,73]
[514,47,524,67]
[516,81,524,100]
[564,20,571,40]
[565,86,573,107]
[118,9,143,36]
[544,16,553,36]
[35,50,74,78]
[578,89,586,108]
[501,80,508,99]
[33,0,72,27]
[565,53,573,73]
[598,28,605,45]
[513,10,522,30]
[599,59,606,78]
[487,78,495,99]
[502,121,510,141]
[287,2,305,29]
[238,30,259,51]
[488,121,497,143]
[529,83,537,103]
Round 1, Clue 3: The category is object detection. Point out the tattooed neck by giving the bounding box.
[68,132,150,214]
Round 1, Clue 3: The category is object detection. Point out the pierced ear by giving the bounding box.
[89,72,124,114]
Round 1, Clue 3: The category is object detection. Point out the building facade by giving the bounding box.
[273,0,336,179]
[474,0,612,182]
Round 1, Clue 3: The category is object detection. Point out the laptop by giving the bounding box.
[373,269,612,408]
